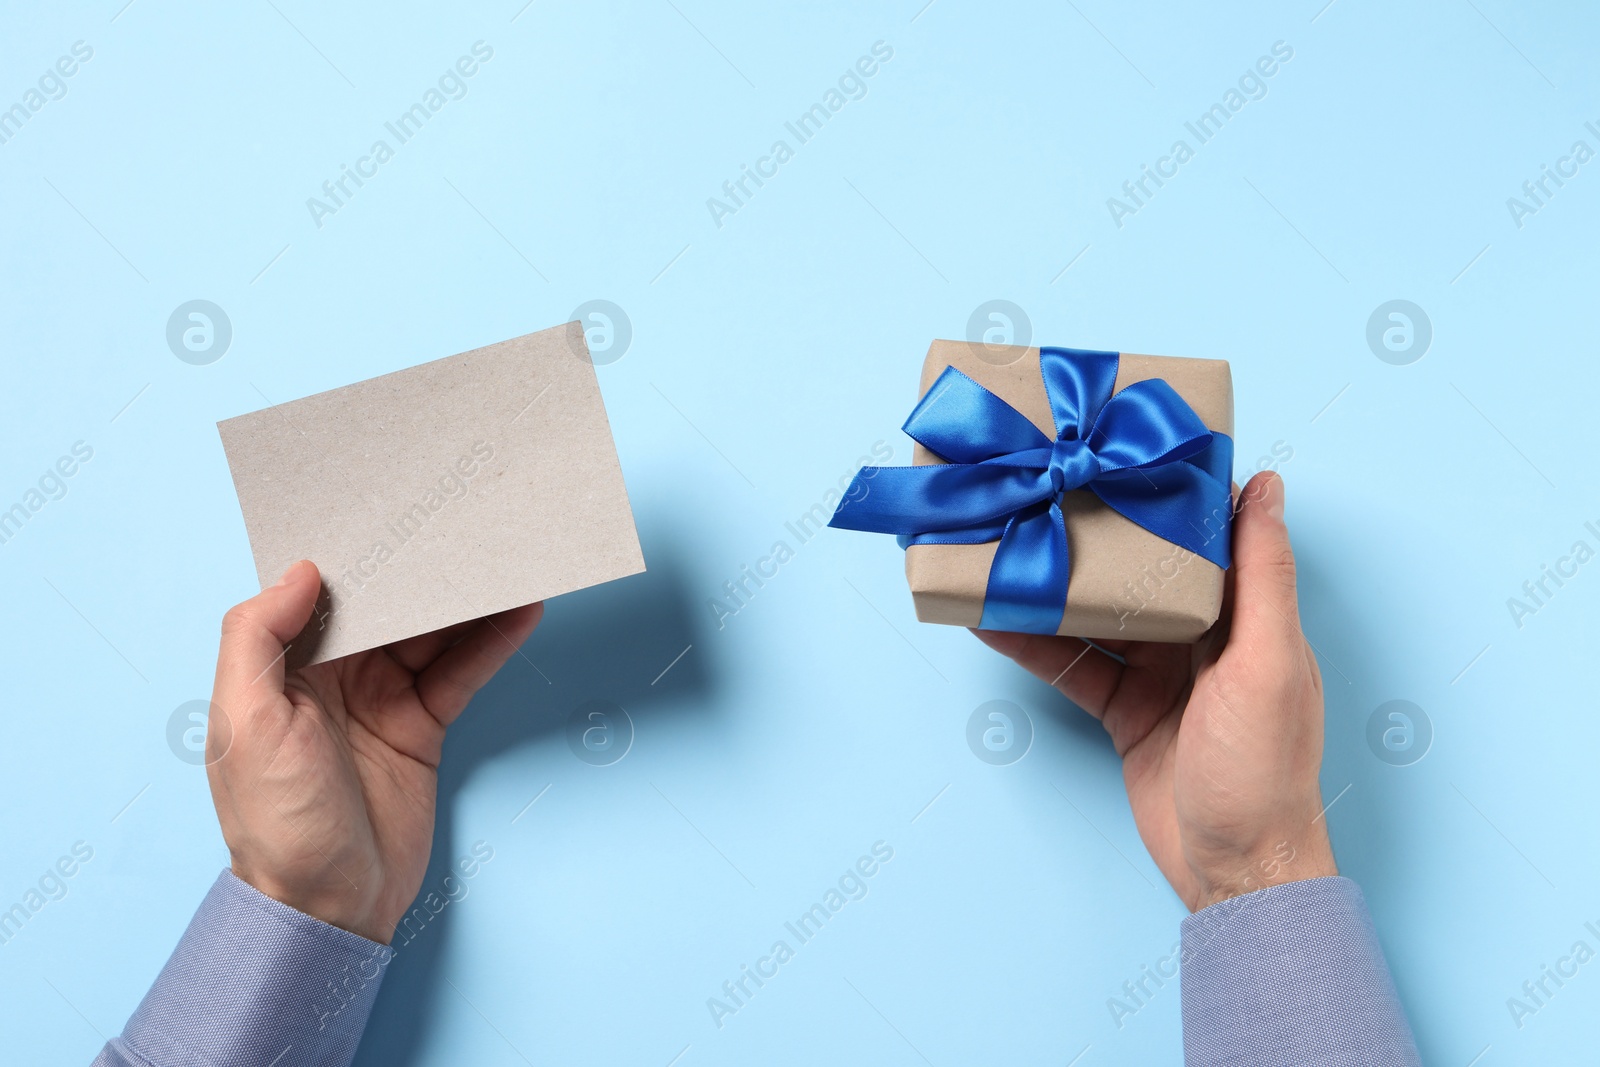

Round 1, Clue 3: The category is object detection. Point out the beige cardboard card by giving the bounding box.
[218,322,645,666]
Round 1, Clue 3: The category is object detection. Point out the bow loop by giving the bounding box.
[1087,378,1215,472]
[902,366,1051,463]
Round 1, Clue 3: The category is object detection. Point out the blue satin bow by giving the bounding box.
[828,347,1234,634]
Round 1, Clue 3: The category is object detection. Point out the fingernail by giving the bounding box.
[1264,473,1285,521]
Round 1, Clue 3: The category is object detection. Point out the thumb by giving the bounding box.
[1228,471,1303,650]
[215,560,322,703]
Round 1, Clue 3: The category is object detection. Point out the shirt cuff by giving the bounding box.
[94,869,392,1067]
[1179,876,1419,1067]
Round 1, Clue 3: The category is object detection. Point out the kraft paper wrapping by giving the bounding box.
[903,340,1233,643]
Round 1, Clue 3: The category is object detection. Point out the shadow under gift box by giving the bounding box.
[903,340,1234,644]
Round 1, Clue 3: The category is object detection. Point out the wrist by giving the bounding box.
[230,863,390,944]
[1187,832,1338,912]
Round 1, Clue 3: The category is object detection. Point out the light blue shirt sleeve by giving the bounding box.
[1180,875,1420,1066]
[92,870,391,1067]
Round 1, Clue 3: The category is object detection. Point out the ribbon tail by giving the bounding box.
[1184,433,1234,488]
[829,462,1054,535]
[1091,434,1235,569]
[901,519,1012,549]
[979,500,1070,634]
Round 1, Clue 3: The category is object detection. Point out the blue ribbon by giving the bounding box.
[828,348,1234,634]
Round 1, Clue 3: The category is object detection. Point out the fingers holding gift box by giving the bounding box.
[829,340,1233,643]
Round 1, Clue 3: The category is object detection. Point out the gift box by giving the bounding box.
[830,340,1234,643]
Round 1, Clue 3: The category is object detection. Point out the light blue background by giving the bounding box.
[3,0,1597,1063]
